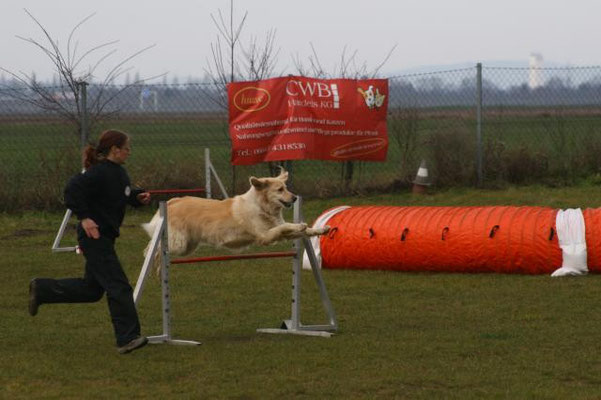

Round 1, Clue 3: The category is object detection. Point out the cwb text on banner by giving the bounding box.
[227,76,388,165]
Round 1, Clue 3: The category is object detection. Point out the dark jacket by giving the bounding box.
[64,160,144,239]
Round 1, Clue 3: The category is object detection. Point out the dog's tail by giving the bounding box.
[141,208,161,238]
[141,209,164,277]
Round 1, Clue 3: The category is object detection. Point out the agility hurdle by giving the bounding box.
[133,197,338,346]
[51,148,228,253]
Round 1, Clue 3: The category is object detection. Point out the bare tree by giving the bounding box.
[0,9,158,139]
[293,42,398,79]
[202,0,287,190]
[204,0,281,110]
[241,28,281,81]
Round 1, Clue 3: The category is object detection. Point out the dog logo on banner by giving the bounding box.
[357,85,386,110]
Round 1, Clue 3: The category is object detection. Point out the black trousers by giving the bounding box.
[35,229,141,347]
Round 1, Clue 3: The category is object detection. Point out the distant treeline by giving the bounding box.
[2,65,601,115]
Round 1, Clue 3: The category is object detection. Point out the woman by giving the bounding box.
[29,129,151,354]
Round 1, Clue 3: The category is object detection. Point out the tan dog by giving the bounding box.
[142,168,329,269]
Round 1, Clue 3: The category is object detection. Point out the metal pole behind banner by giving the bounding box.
[476,63,483,187]
[79,81,89,150]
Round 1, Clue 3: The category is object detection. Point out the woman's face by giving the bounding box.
[108,139,131,165]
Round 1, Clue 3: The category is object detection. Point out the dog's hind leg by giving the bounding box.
[167,225,195,257]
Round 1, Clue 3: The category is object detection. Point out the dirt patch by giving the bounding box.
[1,228,52,239]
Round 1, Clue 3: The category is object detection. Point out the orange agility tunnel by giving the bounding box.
[309,206,601,275]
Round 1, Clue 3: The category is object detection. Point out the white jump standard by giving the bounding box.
[133,197,338,346]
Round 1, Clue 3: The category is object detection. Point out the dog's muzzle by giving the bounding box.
[280,196,297,208]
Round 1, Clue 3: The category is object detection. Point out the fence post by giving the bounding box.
[231,165,237,196]
[285,160,294,190]
[79,81,89,149]
[476,63,483,187]
[342,161,354,191]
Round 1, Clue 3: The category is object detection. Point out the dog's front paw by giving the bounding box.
[320,225,331,235]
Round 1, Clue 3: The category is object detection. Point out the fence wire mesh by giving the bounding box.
[481,66,601,185]
[1,64,601,211]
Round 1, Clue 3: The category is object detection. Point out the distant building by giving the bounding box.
[529,53,544,89]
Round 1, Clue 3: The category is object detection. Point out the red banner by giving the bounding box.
[228,76,388,165]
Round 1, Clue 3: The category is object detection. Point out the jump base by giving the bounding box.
[148,334,202,346]
[257,319,335,338]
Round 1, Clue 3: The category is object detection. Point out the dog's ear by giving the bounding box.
[250,176,266,190]
[277,166,288,181]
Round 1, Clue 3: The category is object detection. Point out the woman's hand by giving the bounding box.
[137,192,151,205]
[81,218,100,239]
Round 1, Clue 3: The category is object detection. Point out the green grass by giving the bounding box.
[4,185,601,398]
[3,111,601,209]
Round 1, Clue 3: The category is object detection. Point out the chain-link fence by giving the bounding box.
[481,66,601,186]
[1,64,601,211]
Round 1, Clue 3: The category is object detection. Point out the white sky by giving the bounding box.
[1,0,600,83]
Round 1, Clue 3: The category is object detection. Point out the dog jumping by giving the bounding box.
[142,168,330,270]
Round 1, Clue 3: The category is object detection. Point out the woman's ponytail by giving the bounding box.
[82,144,98,169]
[81,129,129,169]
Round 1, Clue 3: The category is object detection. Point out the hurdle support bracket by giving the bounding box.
[257,197,338,338]
[51,208,79,253]
[134,202,201,346]
[205,148,229,199]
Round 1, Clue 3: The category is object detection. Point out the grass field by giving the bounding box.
[4,185,601,399]
[3,111,601,211]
